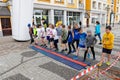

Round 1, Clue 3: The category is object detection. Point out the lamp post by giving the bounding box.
[106,5,110,26]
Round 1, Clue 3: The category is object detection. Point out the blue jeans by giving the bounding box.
[95,33,102,41]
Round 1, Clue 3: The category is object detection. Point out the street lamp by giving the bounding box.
[106,5,110,26]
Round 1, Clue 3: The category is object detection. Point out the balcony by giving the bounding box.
[78,3,84,9]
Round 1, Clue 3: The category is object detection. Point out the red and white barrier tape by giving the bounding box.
[71,62,99,80]
[101,52,120,74]
[71,52,120,80]
[90,52,120,79]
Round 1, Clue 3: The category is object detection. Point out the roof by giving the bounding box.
[0,6,11,16]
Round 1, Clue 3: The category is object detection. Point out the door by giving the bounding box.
[1,18,12,36]
[34,15,42,25]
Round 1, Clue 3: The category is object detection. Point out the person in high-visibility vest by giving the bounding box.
[33,25,37,37]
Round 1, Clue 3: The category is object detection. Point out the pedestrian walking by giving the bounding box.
[95,21,102,45]
[99,26,114,66]
[83,30,97,62]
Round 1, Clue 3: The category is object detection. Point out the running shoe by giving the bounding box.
[106,61,111,66]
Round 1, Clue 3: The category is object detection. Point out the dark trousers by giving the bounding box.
[30,34,34,44]
[72,39,79,51]
[84,47,95,61]
[95,33,102,42]
[68,42,75,53]
[54,39,58,50]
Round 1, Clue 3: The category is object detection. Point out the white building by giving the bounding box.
[89,0,107,26]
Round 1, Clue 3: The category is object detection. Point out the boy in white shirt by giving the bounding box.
[49,24,54,49]
[46,25,51,44]
[53,26,59,51]
[40,26,47,47]
[36,24,46,47]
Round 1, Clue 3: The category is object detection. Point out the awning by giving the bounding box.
[0,6,11,16]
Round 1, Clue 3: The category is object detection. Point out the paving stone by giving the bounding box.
[2,73,30,80]
[39,61,78,80]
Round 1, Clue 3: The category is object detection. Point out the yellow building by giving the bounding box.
[106,0,120,25]
[85,0,120,26]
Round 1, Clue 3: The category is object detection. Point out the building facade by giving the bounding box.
[33,0,85,26]
[0,0,120,40]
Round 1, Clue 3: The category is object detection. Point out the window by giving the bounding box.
[111,0,114,4]
[79,0,83,3]
[54,10,64,24]
[68,0,73,4]
[103,4,106,10]
[92,1,96,9]
[98,3,101,9]
[117,7,119,12]
[56,0,62,2]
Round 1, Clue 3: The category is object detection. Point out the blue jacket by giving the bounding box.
[95,24,101,34]
[78,32,87,48]
[67,30,73,43]
[73,29,79,40]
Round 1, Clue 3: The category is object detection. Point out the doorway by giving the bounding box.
[34,15,42,25]
[1,18,12,36]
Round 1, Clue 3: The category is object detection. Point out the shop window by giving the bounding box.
[54,10,64,25]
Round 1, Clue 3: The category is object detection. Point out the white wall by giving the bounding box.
[12,0,33,41]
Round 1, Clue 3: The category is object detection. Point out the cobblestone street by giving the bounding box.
[0,25,120,80]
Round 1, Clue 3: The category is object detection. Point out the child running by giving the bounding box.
[67,25,74,55]
[83,30,97,62]
[76,27,87,57]
[46,25,51,44]
[52,26,59,51]
[49,24,54,49]
[72,23,79,52]
[40,25,47,47]
[99,26,114,66]
[61,25,68,52]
